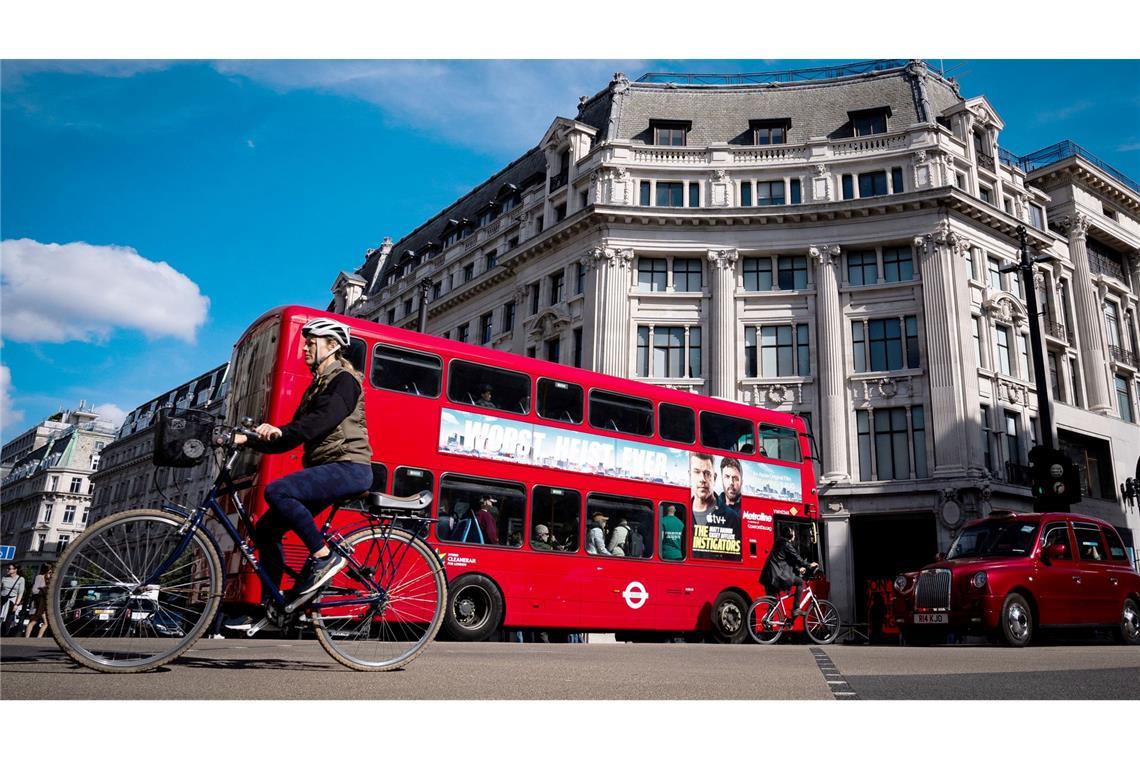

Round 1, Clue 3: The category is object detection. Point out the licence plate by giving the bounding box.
[94,609,114,621]
[914,613,947,624]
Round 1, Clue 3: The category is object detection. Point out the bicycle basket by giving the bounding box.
[153,408,217,467]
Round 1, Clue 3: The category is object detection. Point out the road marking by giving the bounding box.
[810,647,859,700]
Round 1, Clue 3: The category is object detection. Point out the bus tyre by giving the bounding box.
[444,574,503,642]
[710,590,749,644]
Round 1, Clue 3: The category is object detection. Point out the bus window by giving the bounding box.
[659,403,695,444]
[393,466,433,497]
[342,337,368,374]
[372,344,442,397]
[530,486,580,553]
[757,423,802,463]
[537,378,583,424]
[588,390,653,437]
[438,474,525,547]
[699,411,755,454]
[659,502,686,561]
[772,517,820,565]
[448,360,531,414]
[586,494,654,559]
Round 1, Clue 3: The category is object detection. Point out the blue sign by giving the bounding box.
[0,545,15,561]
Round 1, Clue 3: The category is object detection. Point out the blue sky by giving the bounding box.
[2,58,1139,440]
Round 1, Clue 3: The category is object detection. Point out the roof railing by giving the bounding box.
[1017,140,1140,194]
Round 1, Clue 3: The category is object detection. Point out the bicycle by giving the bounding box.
[746,568,841,645]
[47,410,447,673]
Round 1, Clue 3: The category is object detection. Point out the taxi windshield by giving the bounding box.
[947,522,1040,559]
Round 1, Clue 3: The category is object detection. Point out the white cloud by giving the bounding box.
[0,239,210,344]
[91,402,127,429]
[1118,142,1140,153]
[1,60,172,87]
[212,60,647,156]
[0,364,24,431]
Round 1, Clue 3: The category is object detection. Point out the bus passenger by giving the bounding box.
[607,517,630,556]
[474,384,495,408]
[661,505,684,560]
[228,317,373,630]
[585,513,611,555]
[471,495,500,544]
[531,524,555,551]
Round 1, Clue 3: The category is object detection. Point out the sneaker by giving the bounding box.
[294,552,346,596]
[223,614,257,630]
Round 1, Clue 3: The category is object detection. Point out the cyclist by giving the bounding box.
[225,317,373,630]
[759,525,818,618]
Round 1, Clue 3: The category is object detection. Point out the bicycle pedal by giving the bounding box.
[246,617,270,637]
[283,588,319,615]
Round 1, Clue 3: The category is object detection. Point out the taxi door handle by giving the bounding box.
[1071,576,1082,584]
[1109,577,1119,585]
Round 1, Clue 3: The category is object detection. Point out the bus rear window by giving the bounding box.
[758,423,802,462]
[537,379,583,424]
[659,403,695,444]
[700,411,755,453]
[448,360,531,414]
[589,390,653,437]
[371,344,442,397]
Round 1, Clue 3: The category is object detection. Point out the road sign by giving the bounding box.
[0,545,15,561]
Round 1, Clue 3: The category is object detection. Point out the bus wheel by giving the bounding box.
[443,574,503,642]
[711,590,749,644]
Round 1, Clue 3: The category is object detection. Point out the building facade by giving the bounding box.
[332,60,1140,623]
[88,363,229,524]
[0,405,117,564]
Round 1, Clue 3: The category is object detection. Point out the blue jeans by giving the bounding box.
[254,461,372,597]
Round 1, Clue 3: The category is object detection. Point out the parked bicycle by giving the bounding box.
[746,567,841,644]
[47,410,446,673]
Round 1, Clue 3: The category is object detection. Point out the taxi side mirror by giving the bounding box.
[1043,543,1067,563]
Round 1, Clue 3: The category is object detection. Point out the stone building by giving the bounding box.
[331,60,1140,623]
[89,363,229,524]
[0,405,117,564]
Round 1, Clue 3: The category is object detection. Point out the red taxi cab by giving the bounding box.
[893,511,1140,646]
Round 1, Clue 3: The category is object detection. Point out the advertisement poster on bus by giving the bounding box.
[688,453,743,561]
[438,409,804,519]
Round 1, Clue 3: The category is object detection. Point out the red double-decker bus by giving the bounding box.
[223,305,822,643]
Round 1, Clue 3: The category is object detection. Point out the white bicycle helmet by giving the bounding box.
[301,317,351,348]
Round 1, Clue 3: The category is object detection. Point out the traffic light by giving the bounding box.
[1028,446,1081,512]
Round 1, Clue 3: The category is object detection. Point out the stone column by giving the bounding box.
[808,244,848,481]
[1063,213,1113,413]
[915,221,981,476]
[588,246,634,377]
[706,248,738,399]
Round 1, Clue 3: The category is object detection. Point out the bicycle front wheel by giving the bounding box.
[805,599,841,644]
[313,527,446,671]
[747,596,784,644]
[48,509,222,673]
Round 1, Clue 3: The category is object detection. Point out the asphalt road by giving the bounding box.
[2,637,1137,700]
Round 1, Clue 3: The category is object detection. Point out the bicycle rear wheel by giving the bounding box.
[47,509,222,673]
[805,599,841,644]
[747,596,785,644]
[313,526,446,671]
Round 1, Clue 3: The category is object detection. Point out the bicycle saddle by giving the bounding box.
[366,489,433,512]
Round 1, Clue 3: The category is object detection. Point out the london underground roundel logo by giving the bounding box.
[622,581,649,609]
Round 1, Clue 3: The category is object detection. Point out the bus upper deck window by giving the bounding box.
[659,403,695,445]
[371,344,442,397]
[699,411,754,454]
[448,360,531,414]
[537,378,583,424]
[758,423,802,463]
[588,389,653,437]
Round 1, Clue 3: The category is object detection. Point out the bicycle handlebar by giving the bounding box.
[212,417,263,448]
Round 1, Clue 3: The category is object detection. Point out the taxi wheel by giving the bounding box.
[710,590,749,644]
[1116,598,1140,645]
[998,592,1034,647]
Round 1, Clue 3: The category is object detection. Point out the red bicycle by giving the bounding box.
[747,567,841,644]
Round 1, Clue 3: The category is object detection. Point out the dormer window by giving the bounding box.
[477,207,495,227]
[651,120,690,146]
[750,118,790,145]
[848,107,890,137]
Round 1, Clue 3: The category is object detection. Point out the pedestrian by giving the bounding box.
[24,564,53,638]
[1,563,26,636]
